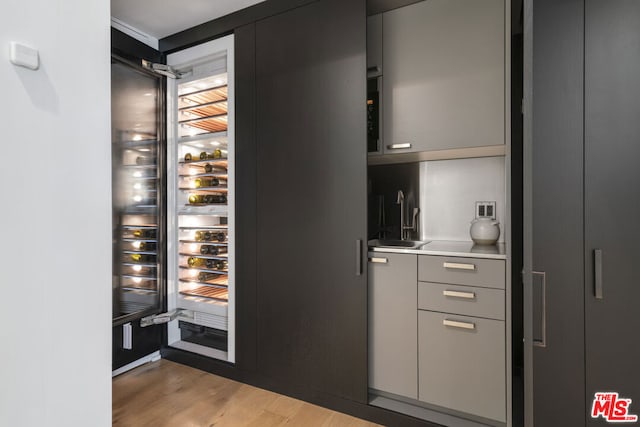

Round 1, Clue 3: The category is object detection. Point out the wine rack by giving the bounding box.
[175,72,232,316]
[177,225,229,304]
[178,84,228,135]
[117,224,159,315]
[165,36,235,361]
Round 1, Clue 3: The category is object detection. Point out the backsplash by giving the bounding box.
[368,156,505,242]
[418,156,505,242]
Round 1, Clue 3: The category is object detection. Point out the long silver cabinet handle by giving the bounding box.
[387,143,412,150]
[443,262,476,271]
[443,290,476,299]
[532,271,547,348]
[594,249,603,300]
[368,257,388,264]
[443,319,476,330]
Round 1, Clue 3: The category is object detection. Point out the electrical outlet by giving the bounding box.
[475,201,496,219]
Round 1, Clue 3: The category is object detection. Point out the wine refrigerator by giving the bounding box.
[112,34,236,371]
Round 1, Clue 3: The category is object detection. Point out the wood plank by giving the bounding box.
[113,360,380,427]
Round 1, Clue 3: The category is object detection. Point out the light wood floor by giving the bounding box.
[113,359,381,427]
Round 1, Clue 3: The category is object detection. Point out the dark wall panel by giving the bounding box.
[531,0,585,426]
[255,0,368,402]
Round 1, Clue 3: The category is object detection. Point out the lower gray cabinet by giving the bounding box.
[418,310,506,423]
[368,252,417,399]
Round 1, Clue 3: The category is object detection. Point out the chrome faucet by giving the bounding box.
[397,190,420,240]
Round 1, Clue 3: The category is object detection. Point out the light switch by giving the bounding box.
[9,42,39,70]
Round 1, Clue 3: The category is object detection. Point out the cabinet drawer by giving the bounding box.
[418,310,506,422]
[418,255,505,289]
[418,282,504,320]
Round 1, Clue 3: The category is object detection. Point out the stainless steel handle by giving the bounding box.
[123,323,133,350]
[443,262,476,271]
[356,239,362,276]
[532,271,547,348]
[594,249,603,300]
[443,290,476,299]
[443,319,476,330]
[368,257,388,264]
[387,143,412,150]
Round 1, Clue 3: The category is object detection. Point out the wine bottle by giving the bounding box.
[131,253,155,263]
[203,163,227,174]
[184,152,193,162]
[200,245,227,255]
[188,194,227,205]
[133,228,157,239]
[187,257,205,267]
[205,259,227,270]
[194,177,227,188]
[139,241,157,251]
[194,230,212,242]
[197,271,218,282]
[199,151,208,160]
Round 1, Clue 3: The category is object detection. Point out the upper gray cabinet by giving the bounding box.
[367,14,383,77]
[382,0,505,153]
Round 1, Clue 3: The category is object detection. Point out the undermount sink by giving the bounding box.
[369,239,429,249]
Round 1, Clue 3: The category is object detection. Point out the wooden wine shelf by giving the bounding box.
[180,286,228,302]
[180,275,228,287]
[179,252,228,259]
[179,85,228,105]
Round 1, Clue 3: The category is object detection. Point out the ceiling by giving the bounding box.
[111,0,267,40]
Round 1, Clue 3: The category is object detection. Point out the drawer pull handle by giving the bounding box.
[443,262,476,271]
[368,257,388,264]
[387,143,412,150]
[443,319,476,330]
[443,290,476,299]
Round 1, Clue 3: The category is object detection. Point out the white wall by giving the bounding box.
[0,1,112,426]
[419,156,506,242]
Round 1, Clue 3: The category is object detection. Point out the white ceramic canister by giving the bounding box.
[470,218,500,245]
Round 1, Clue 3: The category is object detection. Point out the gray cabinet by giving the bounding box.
[368,252,418,399]
[367,14,382,77]
[418,310,506,422]
[382,0,505,153]
[417,254,506,422]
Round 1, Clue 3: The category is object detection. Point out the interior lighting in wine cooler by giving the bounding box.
[133,265,142,272]
[133,134,142,141]
[133,195,143,202]
[132,241,142,249]
[133,277,142,284]
[133,171,142,178]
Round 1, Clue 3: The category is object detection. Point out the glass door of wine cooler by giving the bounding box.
[165,35,236,362]
[112,55,165,324]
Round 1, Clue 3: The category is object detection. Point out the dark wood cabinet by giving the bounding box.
[254,0,368,403]
[584,2,640,423]
[528,1,640,425]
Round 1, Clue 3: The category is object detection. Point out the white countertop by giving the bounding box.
[368,240,507,260]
